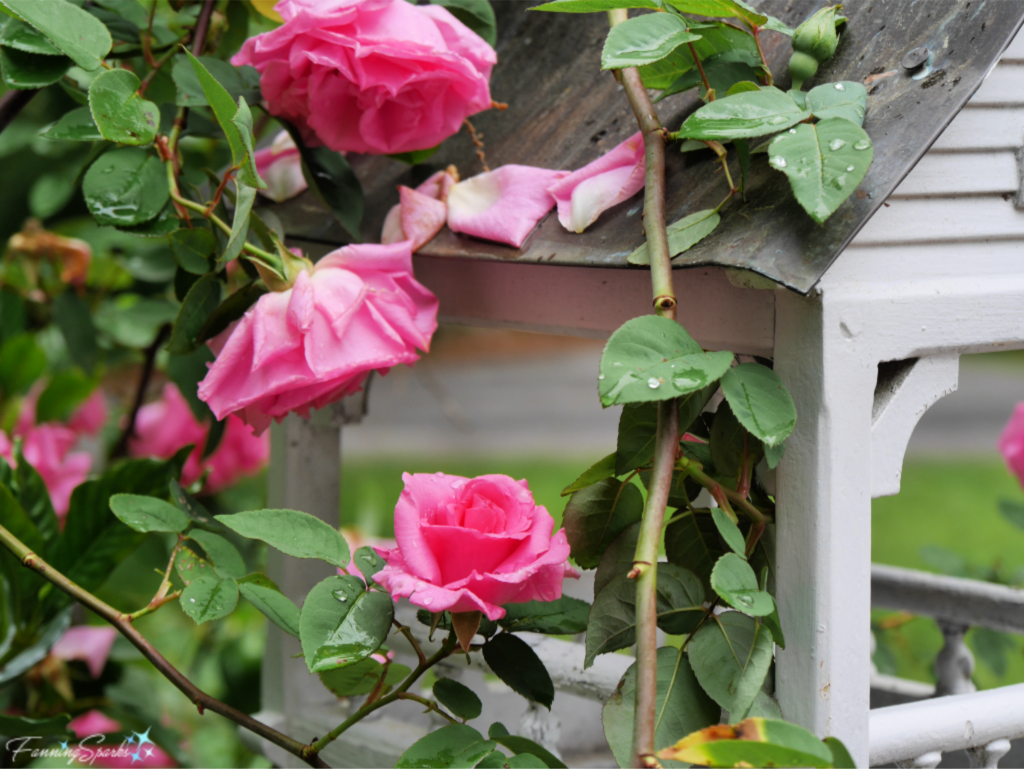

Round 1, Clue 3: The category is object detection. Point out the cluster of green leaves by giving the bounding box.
[534,0,871,262]
[556,315,794,765]
[397,722,564,769]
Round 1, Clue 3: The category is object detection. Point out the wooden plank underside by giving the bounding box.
[852,197,1024,245]
[412,256,776,356]
[890,152,1018,197]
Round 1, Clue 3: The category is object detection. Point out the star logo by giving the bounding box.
[132,728,154,747]
[125,735,136,745]
[58,740,69,751]
[130,749,142,764]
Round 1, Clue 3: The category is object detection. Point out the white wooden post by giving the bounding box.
[773,288,876,766]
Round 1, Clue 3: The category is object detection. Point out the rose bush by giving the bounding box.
[233,0,496,155]
[128,383,269,493]
[198,242,438,434]
[374,472,579,621]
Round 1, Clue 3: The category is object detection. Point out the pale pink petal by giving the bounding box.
[399,186,447,251]
[67,390,108,436]
[380,203,405,244]
[202,416,270,493]
[69,710,121,737]
[447,165,567,248]
[548,131,645,233]
[1000,403,1024,487]
[19,424,91,517]
[52,626,117,678]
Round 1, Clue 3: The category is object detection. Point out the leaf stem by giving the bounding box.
[394,619,427,667]
[752,28,774,86]
[687,41,714,100]
[676,455,770,526]
[138,42,182,97]
[304,632,459,759]
[0,89,38,137]
[0,524,327,768]
[395,692,459,724]
[126,539,185,622]
[110,324,170,459]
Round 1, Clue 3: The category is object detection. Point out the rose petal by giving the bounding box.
[447,165,567,248]
[52,626,117,678]
[399,186,447,251]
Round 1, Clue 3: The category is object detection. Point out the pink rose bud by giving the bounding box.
[52,625,117,679]
[999,403,1024,487]
[67,389,109,437]
[1,425,91,518]
[374,473,580,621]
[254,131,308,203]
[548,131,646,233]
[129,384,269,493]
[446,165,567,248]
[233,0,496,155]
[198,242,438,435]
[381,167,460,252]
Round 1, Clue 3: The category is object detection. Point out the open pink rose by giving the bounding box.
[381,167,459,252]
[0,424,91,518]
[999,403,1024,487]
[447,165,567,248]
[548,131,645,233]
[67,390,109,437]
[254,131,307,203]
[198,243,438,435]
[233,0,496,155]
[129,384,269,493]
[374,473,579,622]
[52,625,117,678]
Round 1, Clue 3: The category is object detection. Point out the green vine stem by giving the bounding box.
[608,10,683,766]
[303,632,460,759]
[0,524,328,769]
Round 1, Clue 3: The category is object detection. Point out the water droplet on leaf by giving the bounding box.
[834,82,846,91]
[770,156,787,169]
[769,115,787,125]
[598,374,605,380]
[647,378,661,389]
[854,139,871,150]
[846,165,855,172]
[828,139,846,151]
[789,128,797,134]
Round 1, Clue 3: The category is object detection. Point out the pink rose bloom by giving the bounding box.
[381,167,459,252]
[52,625,117,678]
[68,711,175,768]
[233,0,496,155]
[374,473,580,621]
[0,425,91,518]
[999,403,1024,486]
[67,390,109,436]
[447,165,568,248]
[254,131,307,203]
[198,243,438,436]
[548,131,646,233]
[129,384,269,493]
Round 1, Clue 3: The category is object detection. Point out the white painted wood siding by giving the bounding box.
[852,31,1024,249]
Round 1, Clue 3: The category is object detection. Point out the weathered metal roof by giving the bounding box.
[272,0,1024,294]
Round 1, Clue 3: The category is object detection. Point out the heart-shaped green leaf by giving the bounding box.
[88,68,159,145]
[720,363,796,447]
[677,86,810,141]
[711,553,775,616]
[601,12,701,70]
[806,81,867,125]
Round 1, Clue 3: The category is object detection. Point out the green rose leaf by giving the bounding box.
[560,452,616,496]
[666,510,724,596]
[35,370,95,424]
[109,493,190,533]
[640,21,757,91]
[431,0,496,47]
[88,68,159,146]
[530,0,658,12]
[188,529,246,579]
[82,147,168,227]
[221,181,256,263]
[1,47,70,89]
[677,86,811,141]
[0,18,62,55]
[710,400,761,480]
[666,0,765,28]
[594,520,640,598]
[767,118,873,223]
[487,724,566,769]
[688,611,774,717]
[764,439,786,469]
[171,55,261,109]
[720,362,796,447]
[599,315,733,407]
[167,273,221,355]
[0,713,71,737]
[0,0,111,70]
[498,596,590,635]
[179,574,239,624]
[656,51,761,102]
[396,724,484,769]
[563,477,643,569]
[585,565,704,667]
[482,633,554,709]
[434,677,483,721]
[661,717,835,768]
[806,81,867,125]
[615,402,659,475]
[319,656,410,698]
[601,13,701,70]
[217,509,351,568]
[710,553,775,616]
[711,507,746,556]
[826,735,857,769]
[299,575,392,673]
[169,229,216,275]
[602,646,720,768]
[40,106,102,141]
[353,545,387,585]
[238,572,301,638]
